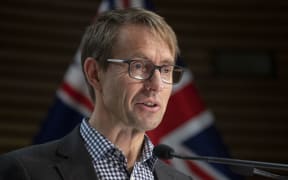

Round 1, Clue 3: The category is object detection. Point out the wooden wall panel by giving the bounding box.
[0,0,100,152]
[1,0,288,179]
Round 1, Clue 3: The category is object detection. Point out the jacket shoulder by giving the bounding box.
[0,126,93,180]
[0,139,62,180]
[2,138,62,162]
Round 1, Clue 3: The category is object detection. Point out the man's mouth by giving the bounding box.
[135,99,160,112]
[143,102,157,107]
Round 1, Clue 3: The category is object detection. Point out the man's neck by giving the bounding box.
[88,114,145,170]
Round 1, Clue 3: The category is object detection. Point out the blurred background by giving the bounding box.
[0,0,288,179]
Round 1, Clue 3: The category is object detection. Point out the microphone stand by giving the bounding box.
[170,152,288,179]
[230,165,288,180]
[171,152,288,171]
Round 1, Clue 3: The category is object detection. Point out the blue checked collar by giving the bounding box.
[80,118,157,168]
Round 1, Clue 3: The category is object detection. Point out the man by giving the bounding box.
[0,8,191,180]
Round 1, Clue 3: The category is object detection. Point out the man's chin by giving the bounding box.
[131,112,163,130]
[142,118,162,131]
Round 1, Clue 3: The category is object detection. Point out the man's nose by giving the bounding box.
[144,69,163,92]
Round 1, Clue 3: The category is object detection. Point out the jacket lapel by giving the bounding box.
[54,126,97,180]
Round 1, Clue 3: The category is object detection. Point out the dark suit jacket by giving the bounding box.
[0,126,192,180]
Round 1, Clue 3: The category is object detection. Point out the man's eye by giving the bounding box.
[134,62,144,69]
[162,66,173,73]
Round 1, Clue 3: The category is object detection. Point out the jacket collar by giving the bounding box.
[54,125,97,180]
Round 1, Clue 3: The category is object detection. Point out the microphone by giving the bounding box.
[153,144,288,179]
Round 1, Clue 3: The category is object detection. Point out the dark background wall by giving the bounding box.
[1,0,288,179]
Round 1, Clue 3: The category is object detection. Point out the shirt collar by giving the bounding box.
[80,118,157,166]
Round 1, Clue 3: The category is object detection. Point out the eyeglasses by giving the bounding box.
[107,59,184,84]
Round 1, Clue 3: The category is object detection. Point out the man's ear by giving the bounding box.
[83,57,102,92]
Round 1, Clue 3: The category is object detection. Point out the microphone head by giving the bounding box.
[153,144,175,159]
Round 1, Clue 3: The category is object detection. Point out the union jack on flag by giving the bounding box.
[34,0,242,179]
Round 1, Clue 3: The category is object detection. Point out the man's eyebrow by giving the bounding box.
[129,54,148,60]
[161,59,175,65]
[129,54,175,64]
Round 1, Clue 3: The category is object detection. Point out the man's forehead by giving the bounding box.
[113,25,174,60]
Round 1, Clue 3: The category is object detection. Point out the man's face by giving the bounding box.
[99,24,173,132]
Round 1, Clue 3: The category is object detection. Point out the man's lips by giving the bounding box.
[142,102,157,107]
[135,99,161,112]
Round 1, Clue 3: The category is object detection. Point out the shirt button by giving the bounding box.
[130,175,135,180]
